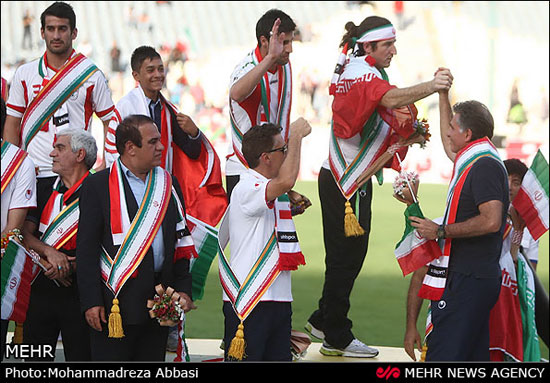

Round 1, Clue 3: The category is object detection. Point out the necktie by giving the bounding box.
[150,100,162,132]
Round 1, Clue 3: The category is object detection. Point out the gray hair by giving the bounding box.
[56,127,98,169]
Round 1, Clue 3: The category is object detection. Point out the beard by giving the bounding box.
[47,40,72,55]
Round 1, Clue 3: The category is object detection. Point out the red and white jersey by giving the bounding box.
[6,51,115,177]
[322,56,396,170]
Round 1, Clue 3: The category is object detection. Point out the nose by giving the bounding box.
[285,41,293,54]
[390,43,397,55]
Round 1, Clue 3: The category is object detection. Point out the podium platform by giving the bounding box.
[4,332,419,362]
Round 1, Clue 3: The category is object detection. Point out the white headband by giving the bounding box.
[356,24,396,43]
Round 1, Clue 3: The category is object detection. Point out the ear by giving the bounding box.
[40,28,45,40]
[260,35,269,50]
[71,27,78,41]
[125,140,135,156]
[75,148,86,163]
[363,42,373,54]
[131,70,140,82]
[465,128,473,142]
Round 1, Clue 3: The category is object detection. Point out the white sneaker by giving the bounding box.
[304,321,325,341]
[320,339,379,358]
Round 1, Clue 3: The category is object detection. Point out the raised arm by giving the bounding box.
[438,90,456,161]
[265,118,311,201]
[229,18,285,103]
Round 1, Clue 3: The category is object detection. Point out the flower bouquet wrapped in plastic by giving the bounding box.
[393,170,419,205]
[147,284,183,326]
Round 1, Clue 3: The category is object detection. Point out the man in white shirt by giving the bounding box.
[221,118,311,361]
[226,9,296,198]
[4,2,114,207]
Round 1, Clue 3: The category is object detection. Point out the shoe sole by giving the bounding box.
[304,323,325,341]
[319,346,379,358]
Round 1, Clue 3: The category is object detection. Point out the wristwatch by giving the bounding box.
[436,224,446,240]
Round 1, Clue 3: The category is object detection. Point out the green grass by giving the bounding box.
[187,180,549,360]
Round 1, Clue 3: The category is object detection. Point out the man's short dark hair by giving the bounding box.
[452,100,494,141]
[256,9,296,47]
[41,2,76,31]
[116,114,155,155]
[131,46,162,72]
[242,123,283,169]
[504,158,529,180]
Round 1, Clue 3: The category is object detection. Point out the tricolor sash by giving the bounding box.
[104,160,197,295]
[419,137,505,300]
[218,213,281,324]
[39,173,88,250]
[20,53,98,150]
[218,192,304,359]
[105,160,173,296]
[229,47,292,168]
[1,140,28,195]
[328,59,394,200]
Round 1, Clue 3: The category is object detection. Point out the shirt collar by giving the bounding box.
[119,160,147,183]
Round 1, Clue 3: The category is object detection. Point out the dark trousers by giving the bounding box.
[223,301,292,361]
[308,167,373,349]
[23,278,91,361]
[225,175,240,202]
[89,319,168,361]
[426,271,501,361]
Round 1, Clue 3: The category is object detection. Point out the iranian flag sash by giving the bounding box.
[1,140,28,195]
[20,53,98,150]
[328,61,393,200]
[394,203,441,276]
[229,47,292,168]
[512,150,549,240]
[105,160,173,296]
[39,173,88,250]
[218,213,281,324]
[419,137,504,301]
[102,160,198,292]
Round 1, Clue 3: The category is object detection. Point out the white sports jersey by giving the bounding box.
[226,48,291,176]
[223,169,292,302]
[1,151,37,232]
[6,51,114,177]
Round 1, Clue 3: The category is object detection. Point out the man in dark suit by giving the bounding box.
[77,114,195,361]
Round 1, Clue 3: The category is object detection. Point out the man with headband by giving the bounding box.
[305,16,453,358]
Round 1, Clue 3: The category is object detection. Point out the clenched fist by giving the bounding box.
[176,113,200,137]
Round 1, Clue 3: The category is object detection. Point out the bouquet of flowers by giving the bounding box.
[413,118,431,149]
[147,284,183,326]
[393,171,419,205]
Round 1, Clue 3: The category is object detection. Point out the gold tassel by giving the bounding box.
[420,345,427,362]
[13,322,24,344]
[108,298,124,338]
[227,322,246,360]
[344,201,365,237]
